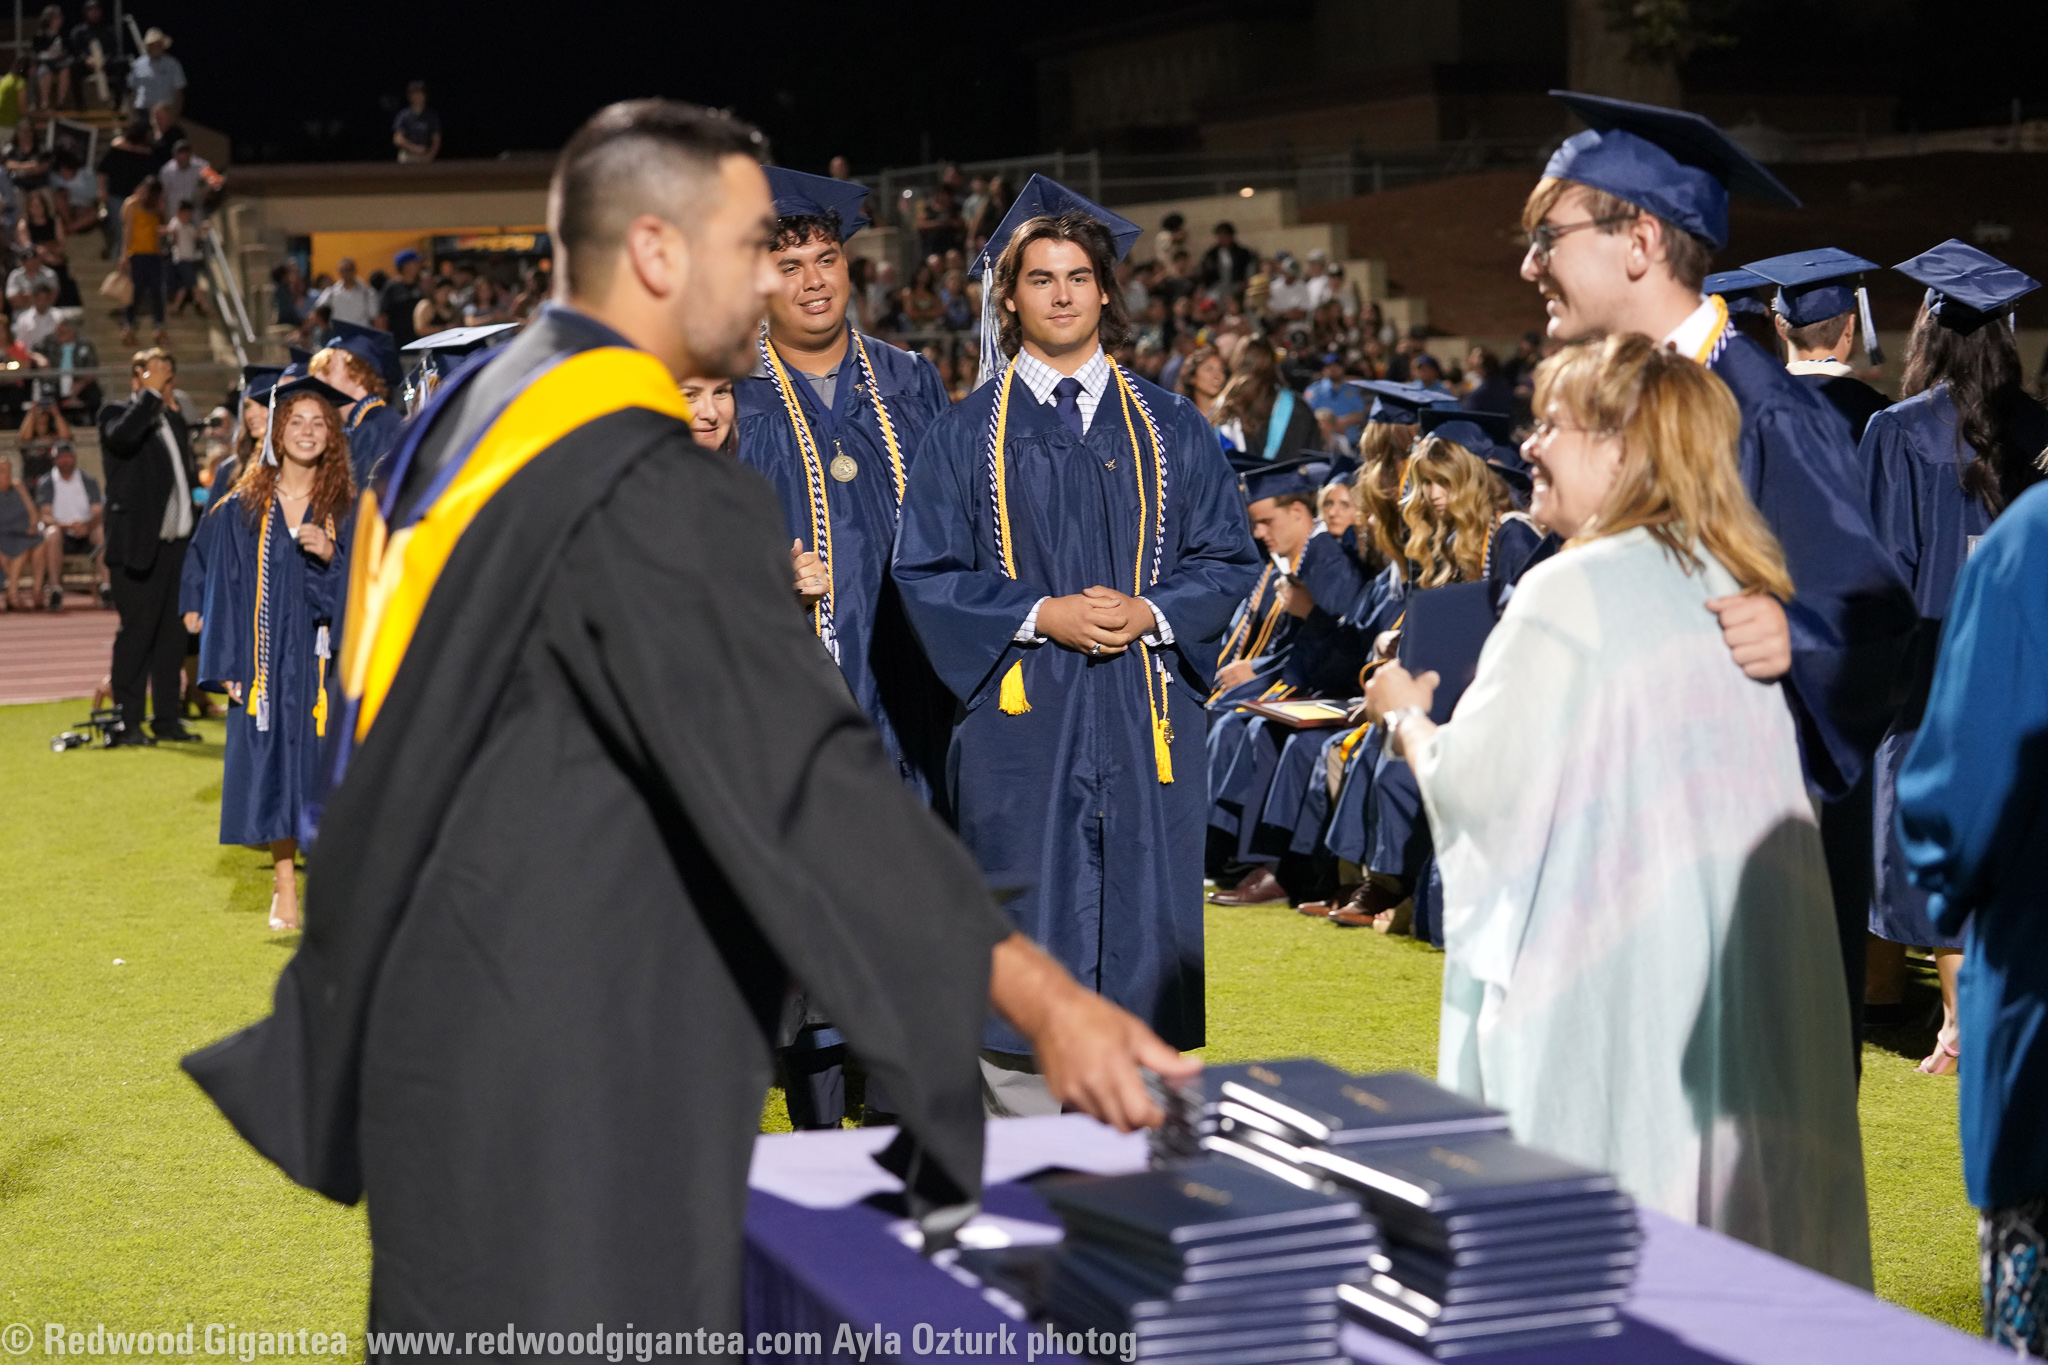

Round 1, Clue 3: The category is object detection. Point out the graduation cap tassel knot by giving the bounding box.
[998,658,1030,714]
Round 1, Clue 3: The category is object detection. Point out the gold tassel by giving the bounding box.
[313,656,328,738]
[999,658,1030,714]
[1153,715,1175,783]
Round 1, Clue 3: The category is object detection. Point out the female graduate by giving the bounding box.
[1862,241,2045,1074]
[199,376,354,932]
[180,367,282,639]
[1322,420,1546,934]
[1368,334,1870,1286]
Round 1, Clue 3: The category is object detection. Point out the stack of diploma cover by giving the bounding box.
[1036,1155,1381,1363]
[1171,1062,1638,1356]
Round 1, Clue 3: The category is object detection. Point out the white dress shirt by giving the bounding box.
[1007,345,1174,647]
[1663,295,1726,361]
[158,414,192,540]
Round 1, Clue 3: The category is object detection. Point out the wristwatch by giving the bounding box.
[1384,705,1428,733]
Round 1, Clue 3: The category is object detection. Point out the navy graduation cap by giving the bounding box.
[401,323,519,355]
[238,363,285,406]
[330,319,404,393]
[969,174,1143,385]
[1241,455,1321,505]
[1893,239,2041,334]
[1545,91,1801,250]
[1418,406,1531,490]
[1353,378,1461,426]
[968,173,1142,280]
[1703,267,1772,317]
[764,167,871,241]
[255,372,355,467]
[1744,247,1885,362]
[286,346,314,374]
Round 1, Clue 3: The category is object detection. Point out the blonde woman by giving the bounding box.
[1367,334,1870,1286]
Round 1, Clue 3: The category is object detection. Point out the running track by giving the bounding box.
[0,606,116,705]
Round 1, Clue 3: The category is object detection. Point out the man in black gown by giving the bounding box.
[183,100,1189,1352]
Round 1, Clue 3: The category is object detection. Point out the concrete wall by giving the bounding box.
[240,188,550,236]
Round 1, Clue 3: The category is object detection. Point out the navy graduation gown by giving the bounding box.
[345,397,405,491]
[1796,370,1890,445]
[1895,482,2048,1208]
[1207,560,1299,706]
[180,496,231,618]
[198,492,350,847]
[1863,384,2048,950]
[894,366,1260,1053]
[1710,333,1915,800]
[737,330,955,801]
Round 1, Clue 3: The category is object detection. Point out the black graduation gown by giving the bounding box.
[183,386,1007,1341]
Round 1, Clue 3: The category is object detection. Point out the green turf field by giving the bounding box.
[0,698,1980,1345]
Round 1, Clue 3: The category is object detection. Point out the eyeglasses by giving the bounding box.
[1528,420,1619,442]
[1521,216,1635,262]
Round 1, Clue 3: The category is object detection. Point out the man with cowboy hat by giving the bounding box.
[128,26,184,119]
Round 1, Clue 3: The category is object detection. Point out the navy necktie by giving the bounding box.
[1052,376,1084,440]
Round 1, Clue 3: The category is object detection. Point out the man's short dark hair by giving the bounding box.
[172,139,190,153]
[407,80,426,97]
[551,99,770,296]
[773,210,842,252]
[1162,212,1185,232]
[992,211,1132,359]
[1214,222,1236,236]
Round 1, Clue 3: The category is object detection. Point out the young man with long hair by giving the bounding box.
[894,179,1261,1114]
[1519,91,1918,1048]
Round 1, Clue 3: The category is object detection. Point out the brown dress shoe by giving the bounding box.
[1296,900,1337,917]
[1207,867,1287,905]
[1327,878,1407,927]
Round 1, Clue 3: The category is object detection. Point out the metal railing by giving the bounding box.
[200,222,257,370]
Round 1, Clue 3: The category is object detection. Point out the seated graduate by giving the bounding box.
[1367,334,1871,1287]
[1259,413,1548,924]
[1207,458,1321,707]
[1894,481,2048,1356]
[309,319,406,490]
[1860,242,2045,1074]
[197,374,356,932]
[735,166,955,806]
[184,101,1195,1346]
[1742,247,1892,442]
[894,174,1261,1114]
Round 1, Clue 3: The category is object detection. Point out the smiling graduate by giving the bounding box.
[893,176,1261,1109]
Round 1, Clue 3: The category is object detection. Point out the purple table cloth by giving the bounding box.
[745,1117,2000,1364]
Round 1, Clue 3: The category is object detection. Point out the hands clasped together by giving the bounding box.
[1037,586,1158,657]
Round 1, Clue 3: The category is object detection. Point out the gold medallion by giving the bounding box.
[829,454,859,482]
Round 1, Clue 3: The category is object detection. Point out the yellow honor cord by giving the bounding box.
[758,337,837,641]
[340,348,690,740]
[986,358,1173,780]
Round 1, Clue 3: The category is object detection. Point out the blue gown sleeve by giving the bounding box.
[180,503,219,617]
[197,500,249,693]
[303,509,352,622]
[892,413,1048,704]
[1748,399,1916,798]
[1860,408,1921,594]
[1896,489,2048,936]
[907,350,953,426]
[1142,397,1263,670]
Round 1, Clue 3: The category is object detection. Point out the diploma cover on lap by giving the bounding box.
[1240,699,1354,728]
[1396,581,1497,724]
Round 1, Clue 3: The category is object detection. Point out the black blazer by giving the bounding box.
[98,386,198,571]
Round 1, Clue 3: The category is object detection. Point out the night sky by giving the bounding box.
[153,0,2047,170]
